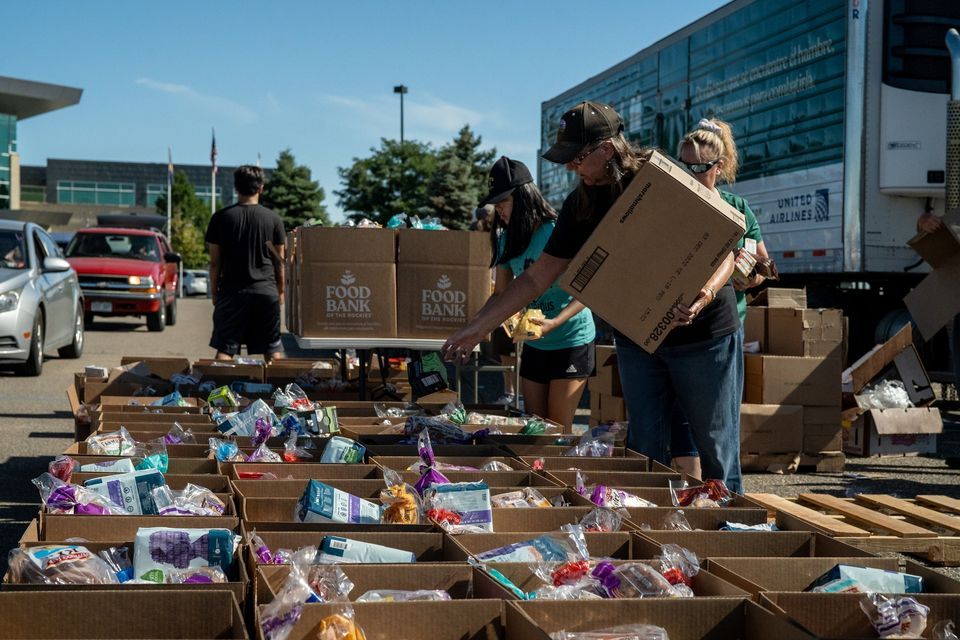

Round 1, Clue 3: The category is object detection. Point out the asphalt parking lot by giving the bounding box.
[0,296,957,579]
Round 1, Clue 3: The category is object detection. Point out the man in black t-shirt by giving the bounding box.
[205,165,286,362]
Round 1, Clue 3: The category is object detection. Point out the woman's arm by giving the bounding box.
[442,254,569,363]
[735,239,770,291]
[531,299,588,337]
[672,251,736,326]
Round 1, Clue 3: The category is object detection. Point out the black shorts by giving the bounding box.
[210,291,282,356]
[519,341,595,384]
[490,326,515,358]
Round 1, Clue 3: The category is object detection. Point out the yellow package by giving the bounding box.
[501,311,523,339]
[513,309,545,342]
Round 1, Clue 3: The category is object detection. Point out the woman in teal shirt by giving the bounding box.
[479,156,596,429]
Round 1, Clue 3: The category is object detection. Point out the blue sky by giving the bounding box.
[8,1,727,221]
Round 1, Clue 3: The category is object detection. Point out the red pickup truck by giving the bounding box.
[65,227,180,331]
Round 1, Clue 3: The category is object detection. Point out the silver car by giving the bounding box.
[183,269,209,296]
[0,220,84,376]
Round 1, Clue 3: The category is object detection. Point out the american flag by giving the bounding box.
[210,129,218,175]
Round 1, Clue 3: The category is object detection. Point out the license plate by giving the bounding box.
[91,302,112,312]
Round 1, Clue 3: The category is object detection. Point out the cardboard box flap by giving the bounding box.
[298,226,396,263]
[843,323,913,394]
[866,407,943,435]
[120,356,191,380]
[750,287,807,308]
[907,208,960,269]
[905,254,960,340]
[397,228,493,266]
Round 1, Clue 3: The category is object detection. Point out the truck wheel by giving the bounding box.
[16,310,43,377]
[147,306,166,332]
[166,297,178,327]
[58,303,85,358]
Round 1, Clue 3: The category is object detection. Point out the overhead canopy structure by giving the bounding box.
[0,76,82,120]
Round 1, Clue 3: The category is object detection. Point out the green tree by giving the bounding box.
[262,149,330,230]
[429,125,497,229]
[335,139,438,226]
[155,171,212,268]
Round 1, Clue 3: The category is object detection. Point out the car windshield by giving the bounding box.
[0,229,28,270]
[66,233,160,262]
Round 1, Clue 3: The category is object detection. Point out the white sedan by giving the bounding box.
[183,269,209,296]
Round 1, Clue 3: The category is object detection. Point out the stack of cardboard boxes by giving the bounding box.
[741,288,845,470]
[588,345,625,426]
[287,226,492,340]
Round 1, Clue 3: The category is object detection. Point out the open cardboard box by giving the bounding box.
[70,471,231,494]
[567,486,763,510]
[66,455,218,475]
[705,557,960,598]
[369,455,526,472]
[0,590,248,639]
[119,355,192,379]
[397,470,560,488]
[242,496,434,532]
[507,598,815,640]
[844,407,942,456]
[623,507,767,531]
[761,592,960,639]
[489,506,639,533]
[38,512,239,541]
[542,470,680,488]
[229,463,381,481]
[632,531,873,559]
[191,359,265,384]
[750,287,808,309]
[518,456,649,473]
[744,354,840,406]
[904,208,960,340]
[445,532,632,562]
[260,600,504,640]
[96,411,212,424]
[473,560,747,599]
[246,530,455,568]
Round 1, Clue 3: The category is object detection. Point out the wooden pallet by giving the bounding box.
[747,492,960,565]
[740,451,845,474]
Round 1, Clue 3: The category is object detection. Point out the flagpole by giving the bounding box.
[166,147,172,239]
[210,128,217,218]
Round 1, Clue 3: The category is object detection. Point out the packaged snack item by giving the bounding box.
[209,437,245,462]
[657,544,699,593]
[535,584,605,600]
[474,524,589,564]
[307,562,354,602]
[550,624,670,640]
[491,488,551,508]
[134,438,169,474]
[404,414,478,444]
[805,564,923,594]
[320,436,366,464]
[33,473,126,515]
[259,547,314,640]
[296,480,382,525]
[152,483,227,516]
[166,565,229,584]
[283,434,314,462]
[78,458,136,474]
[380,468,422,524]
[513,308,546,342]
[99,546,134,582]
[82,468,166,515]
[579,507,626,533]
[48,454,78,483]
[591,561,681,598]
[247,442,283,463]
[662,510,693,531]
[207,385,240,408]
[151,390,188,407]
[425,481,493,533]
[316,536,416,564]
[309,406,340,435]
[316,605,367,640]
[413,430,451,495]
[272,383,316,413]
[247,529,289,565]
[355,589,451,602]
[133,527,236,583]
[564,430,616,457]
[481,460,513,471]
[6,545,119,585]
[860,593,929,638]
[85,426,137,456]
[669,479,732,507]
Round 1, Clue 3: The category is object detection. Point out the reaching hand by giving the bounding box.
[918,213,944,234]
[670,287,715,327]
[528,316,558,338]
[441,326,485,364]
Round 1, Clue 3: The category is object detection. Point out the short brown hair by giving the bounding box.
[234,165,264,196]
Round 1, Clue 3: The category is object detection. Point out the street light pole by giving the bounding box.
[393,84,408,144]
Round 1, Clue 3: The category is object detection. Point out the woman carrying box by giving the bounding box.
[474,156,596,429]
[442,102,742,492]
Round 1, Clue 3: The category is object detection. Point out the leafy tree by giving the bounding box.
[335,139,438,226]
[155,171,211,268]
[262,149,329,230]
[430,125,496,229]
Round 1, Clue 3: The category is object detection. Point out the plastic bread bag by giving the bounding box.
[532,559,593,587]
[316,604,367,640]
[259,547,315,640]
[166,565,229,584]
[85,426,138,456]
[534,583,605,600]
[308,562,355,602]
[413,430,451,495]
[134,438,169,474]
[209,437,245,462]
[164,422,196,445]
[98,546,134,582]
[858,379,914,410]
[283,433,314,462]
[564,430,616,457]
[550,624,671,640]
[48,454,78,483]
[657,544,699,595]
[247,442,283,463]
[661,510,693,531]
[355,589,451,603]
[272,383,315,413]
[152,483,226,516]
[32,472,126,515]
[491,490,530,508]
[6,545,120,585]
[403,414,479,444]
[591,560,681,598]
[592,485,657,509]
[580,507,627,533]
[481,460,513,471]
[474,524,590,564]
[860,593,929,638]
[669,479,732,507]
[380,468,422,524]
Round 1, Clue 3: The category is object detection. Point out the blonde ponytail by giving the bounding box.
[677,118,740,184]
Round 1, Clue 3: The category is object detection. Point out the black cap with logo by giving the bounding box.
[542,100,624,165]
[481,156,534,206]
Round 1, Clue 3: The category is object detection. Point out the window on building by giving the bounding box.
[57,180,135,206]
[146,184,166,208]
[194,185,223,207]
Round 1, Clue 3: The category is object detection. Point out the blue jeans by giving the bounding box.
[615,329,743,494]
[952,315,960,391]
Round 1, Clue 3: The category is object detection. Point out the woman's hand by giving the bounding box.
[528,315,559,338]
[918,212,944,234]
[670,287,715,327]
[441,326,486,364]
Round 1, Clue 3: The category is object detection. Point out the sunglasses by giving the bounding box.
[571,142,603,166]
[681,158,720,174]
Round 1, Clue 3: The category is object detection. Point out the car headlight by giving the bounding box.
[0,288,22,313]
[128,275,155,287]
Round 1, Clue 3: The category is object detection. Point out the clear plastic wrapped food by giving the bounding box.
[550,624,670,639]
[380,468,421,524]
[85,426,137,456]
[32,472,125,515]
[354,589,451,602]
[591,560,685,598]
[6,545,120,585]
[669,479,732,507]
[860,593,928,638]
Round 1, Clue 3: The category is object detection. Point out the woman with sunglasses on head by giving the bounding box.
[469,156,596,428]
[443,101,742,493]
[668,118,769,478]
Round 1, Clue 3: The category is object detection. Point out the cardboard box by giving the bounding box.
[843,323,914,396]
[560,150,745,353]
[761,592,960,640]
[507,599,816,640]
[249,531,452,564]
[588,345,621,396]
[39,513,238,542]
[395,228,492,339]
[767,308,843,358]
[229,463,381,481]
[750,287,807,308]
[624,507,767,531]
[631,531,873,559]
[295,226,398,338]
[590,392,627,423]
[192,360,264,384]
[744,306,766,351]
[904,208,960,339]
[0,591,248,639]
[802,406,842,454]
[844,407,942,456]
[518,456,649,473]
[544,470,680,488]
[446,532,632,562]
[744,355,840,406]
[740,404,804,454]
[119,355,191,380]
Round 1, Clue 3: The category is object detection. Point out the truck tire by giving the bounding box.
[58,303,85,358]
[16,310,43,377]
[147,305,166,332]
[166,296,178,327]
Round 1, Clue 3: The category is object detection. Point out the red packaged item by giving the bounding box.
[550,560,591,587]
[427,508,462,526]
[670,479,732,507]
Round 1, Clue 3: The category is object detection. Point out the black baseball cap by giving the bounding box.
[542,100,624,165]
[481,156,534,206]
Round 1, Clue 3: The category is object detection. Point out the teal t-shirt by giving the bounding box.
[720,190,762,324]
[500,221,595,351]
